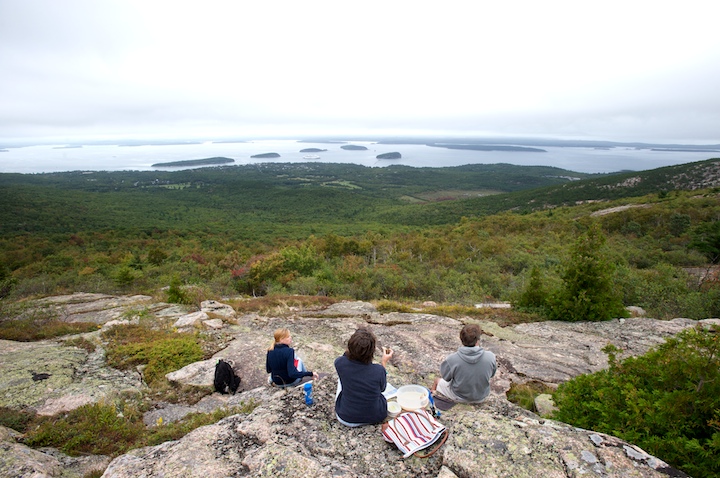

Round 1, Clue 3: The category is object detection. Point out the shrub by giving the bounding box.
[166,276,193,304]
[0,406,35,433]
[107,335,203,387]
[0,306,99,341]
[103,324,204,387]
[24,402,145,456]
[553,326,720,478]
[547,224,626,321]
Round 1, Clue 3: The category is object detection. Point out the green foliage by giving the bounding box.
[634,263,709,319]
[506,381,555,412]
[22,399,259,458]
[103,325,204,387]
[0,406,35,432]
[547,224,626,322]
[24,401,145,456]
[515,266,550,311]
[2,163,720,320]
[0,306,99,341]
[690,220,720,263]
[553,326,720,478]
[166,276,193,305]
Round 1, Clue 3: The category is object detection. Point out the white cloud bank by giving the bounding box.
[1,0,719,144]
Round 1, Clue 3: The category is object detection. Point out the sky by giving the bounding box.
[1,0,720,145]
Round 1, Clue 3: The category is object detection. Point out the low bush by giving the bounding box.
[24,401,145,456]
[103,324,204,387]
[0,309,99,341]
[553,325,720,478]
[23,399,259,457]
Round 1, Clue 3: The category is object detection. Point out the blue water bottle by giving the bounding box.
[303,382,314,406]
[428,388,440,418]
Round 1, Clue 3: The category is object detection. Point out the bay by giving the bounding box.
[0,139,718,175]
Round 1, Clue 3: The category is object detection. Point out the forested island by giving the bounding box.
[151,157,235,167]
[250,152,281,158]
[376,152,401,159]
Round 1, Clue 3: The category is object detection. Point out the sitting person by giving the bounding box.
[334,327,394,427]
[266,328,318,387]
[431,324,496,403]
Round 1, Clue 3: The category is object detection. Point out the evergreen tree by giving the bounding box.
[548,223,626,321]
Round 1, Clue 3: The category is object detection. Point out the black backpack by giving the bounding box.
[213,359,241,394]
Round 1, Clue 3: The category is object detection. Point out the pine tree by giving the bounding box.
[549,223,626,321]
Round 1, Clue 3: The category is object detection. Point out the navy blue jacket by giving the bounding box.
[266,344,312,385]
[334,354,387,424]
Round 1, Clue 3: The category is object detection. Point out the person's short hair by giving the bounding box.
[347,327,376,364]
[460,324,481,347]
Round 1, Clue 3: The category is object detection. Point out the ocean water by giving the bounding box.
[0,139,717,175]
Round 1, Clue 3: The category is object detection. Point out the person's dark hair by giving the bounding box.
[460,324,481,347]
[346,327,376,364]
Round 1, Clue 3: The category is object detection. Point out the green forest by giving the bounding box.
[1,159,719,320]
[2,158,720,476]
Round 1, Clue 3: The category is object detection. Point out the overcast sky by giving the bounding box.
[1,0,719,144]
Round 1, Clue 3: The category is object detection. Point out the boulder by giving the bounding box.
[533,393,557,417]
[173,311,209,328]
[201,300,236,320]
[202,318,225,329]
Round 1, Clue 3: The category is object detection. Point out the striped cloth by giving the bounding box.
[382,409,447,458]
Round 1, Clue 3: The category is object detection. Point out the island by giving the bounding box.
[341,145,368,151]
[299,148,327,153]
[250,152,281,158]
[151,157,235,167]
[429,144,546,153]
[376,152,402,160]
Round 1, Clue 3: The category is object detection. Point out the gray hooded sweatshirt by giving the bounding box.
[440,345,497,402]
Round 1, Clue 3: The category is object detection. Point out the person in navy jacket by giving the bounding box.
[334,327,394,426]
[266,328,318,387]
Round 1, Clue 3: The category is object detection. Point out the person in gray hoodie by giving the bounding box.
[431,324,496,403]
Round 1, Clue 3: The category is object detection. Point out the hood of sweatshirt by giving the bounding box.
[457,345,486,364]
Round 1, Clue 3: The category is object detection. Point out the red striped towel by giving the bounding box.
[382,409,447,458]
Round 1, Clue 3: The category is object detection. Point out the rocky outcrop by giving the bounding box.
[2,294,715,477]
[101,382,684,478]
[0,425,111,478]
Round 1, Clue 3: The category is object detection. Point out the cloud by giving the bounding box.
[1,0,719,143]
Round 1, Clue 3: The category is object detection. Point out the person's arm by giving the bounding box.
[440,358,453,381]
[265,351,272,374]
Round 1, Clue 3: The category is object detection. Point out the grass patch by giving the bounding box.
[24,401,145,456]
[63,336,97,353]
[231,294,337,315]
[424,304,540,326]
[0,316,99,341]
[506,381,555,412]
[375,300,415,313]
[23,399,260,457]
[0,406,35,433]
[103,324,204,387]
